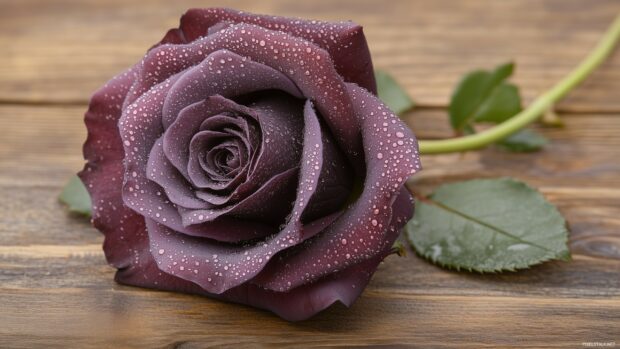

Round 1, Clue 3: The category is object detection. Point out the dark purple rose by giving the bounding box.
[80,8,421,321]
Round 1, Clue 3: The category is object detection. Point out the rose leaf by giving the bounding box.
[471,83,522,124]
[375,69,415,115]
[449,62,515,131]
[59,175,92,217]
[497,129,548,152]
[406,178,570,272]
[449,62,549,152]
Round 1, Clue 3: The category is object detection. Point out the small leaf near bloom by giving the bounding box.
[59,175,91,216]
[375,69,415,116]
[448,62,548,151]
[498,129,548,152]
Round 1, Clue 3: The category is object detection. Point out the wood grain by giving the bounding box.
[1,0,620,111]
[0,0,619,347]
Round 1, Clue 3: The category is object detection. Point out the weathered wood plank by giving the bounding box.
[1,229,619,296]
[0,288,617,348]
[1,0,620,111]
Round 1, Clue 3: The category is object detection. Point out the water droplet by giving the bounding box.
[507,243,530,251]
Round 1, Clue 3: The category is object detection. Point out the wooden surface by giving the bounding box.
[1,0,619,347]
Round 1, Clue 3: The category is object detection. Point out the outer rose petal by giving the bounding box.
[79,66,147,271]
[145,212,340,294]
[113,224,386,322]
[254,84,421,291]
[166,8,376,94]
[115,189,410,322]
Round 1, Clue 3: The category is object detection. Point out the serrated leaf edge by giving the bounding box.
[407,177,571,273]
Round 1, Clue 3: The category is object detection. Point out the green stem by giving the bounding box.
[418,13,620,155]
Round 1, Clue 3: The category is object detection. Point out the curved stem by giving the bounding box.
[418,13,620,155]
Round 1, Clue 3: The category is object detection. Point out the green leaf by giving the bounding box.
[498,129,548,152]
[375,69,415,115]
[59,175,92,216]
[473,83,522,124]
[449,62,516,131]
[406,178,570,272]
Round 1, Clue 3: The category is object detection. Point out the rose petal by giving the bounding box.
[187,130,235,186]
[200,114,258,181]
[79,66,147,271]
[146,211,338,294]
[164,93,304,208]
[178,167,299,226]
[200,113,260,158]
[222,253,385,321]
[146,142,281,242]
[118,74,265,241]
[126,25,364,168]
[162,49,304,129]
[199,139,245,178]
[253,84,421,291]
[120,73,185,232]
[164,95,255,188]
[195,120,253,193]
[113,223,383,321]
[147,137,207,209]
[175,8,376,93]
[299,101,352,223]
[239,91,304,196]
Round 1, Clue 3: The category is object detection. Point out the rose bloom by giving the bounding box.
[80,8,421,321]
